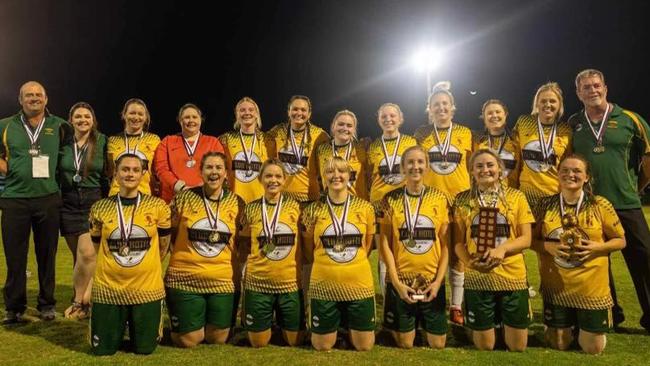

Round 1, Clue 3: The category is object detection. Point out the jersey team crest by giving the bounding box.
[232,150,262,182]
[256,222,295,261]
[278,145,308,175]
[496,150,516,177]
[188,218,231,258]
[107,225,150,267]
[398,215,435,255]
[428,144,462,175]
[378,155,404,185]
[320,222,362,263]
[522,140,556,172]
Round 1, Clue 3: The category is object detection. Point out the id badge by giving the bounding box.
[32,155,50,178]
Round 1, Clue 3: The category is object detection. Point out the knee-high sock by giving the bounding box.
[450,268,465,308]
[378,259,386,296]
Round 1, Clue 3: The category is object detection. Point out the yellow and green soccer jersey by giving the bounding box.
[367,134,418,202]
[513,115,572,202]
[376,187,450,285]
[537,194,625,309]
[240,194,301,293]
[165,187,245,294]
[414,123,472,200]
[473,131,520,188]
[90,194,171,305]
[302,195,375,301]
[452,187,535,291]
[108,132,160,195]
[219,130,269,203]
[316,140,368,200]
[266,123,329,202]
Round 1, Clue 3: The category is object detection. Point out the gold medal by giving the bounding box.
[593,145,605,154]
[119,244,130,256]
[209,231,220,243]
[262,238,275,254]
[333,238,346,253]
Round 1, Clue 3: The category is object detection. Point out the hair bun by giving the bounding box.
[432,81,452,93]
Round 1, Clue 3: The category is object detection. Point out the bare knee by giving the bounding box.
[172,332,203,348]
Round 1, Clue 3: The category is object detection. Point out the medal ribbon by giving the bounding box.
[262,194,283,240]
[478,188,500,208]
[238,129,257,171]
[20,115,45,149]
[559,190,585,218]
[73,137,88,176]
[536,117,557,163]
[203,189,223,232]
[326,195,350,238]
[182,133,201,160]
[403,187,424,239]
[488,132,507,156]
[584,103,610,147]
[433,122,453,162]
[380,133,401,174]
[116,193,141,246]
[289,127,307,164]
[124,131,143,155]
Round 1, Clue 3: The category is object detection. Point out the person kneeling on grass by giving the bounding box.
[452,149,534,351]
[88,154,171,355]
[164,152,245,347]
[376,146,450,349]
[534,155,625,354]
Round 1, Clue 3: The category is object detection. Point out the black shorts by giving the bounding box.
[60,188,102,236]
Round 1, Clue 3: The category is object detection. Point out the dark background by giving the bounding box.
[1,0,648,138]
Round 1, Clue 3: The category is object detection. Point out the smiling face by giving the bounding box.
[324,159,350,193]
[577,75,608,110]
[201,155,227,191]
[377,105,403,135]
[559,157,589,192]
[179,107,202,136]
[536,90,561,123]
[471,152,502,189]
[331,113,356,144]
[116,156,144,191]
[123,102,148,134]
[401,148,428,184]
[19,82,48,118]
[482,102,507,132]
[288,98,311,129]
[70,107,94,135]
[260,163,286,196]
[236,100,259,132]
[428,92,454,124]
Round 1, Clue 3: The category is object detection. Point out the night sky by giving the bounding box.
[1,0,649,138]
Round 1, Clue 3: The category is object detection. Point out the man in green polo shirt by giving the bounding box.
[0,81,69,324]
[569,69,650,332]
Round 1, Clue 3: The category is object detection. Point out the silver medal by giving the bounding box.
[186,159,196,168]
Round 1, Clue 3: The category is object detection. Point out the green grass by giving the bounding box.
[1,209,650,365]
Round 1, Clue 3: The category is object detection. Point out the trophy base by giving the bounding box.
[411,294,425,301]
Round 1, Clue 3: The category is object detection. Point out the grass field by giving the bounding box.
[1,209,649,365]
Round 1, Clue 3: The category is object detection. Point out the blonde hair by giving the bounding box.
[377,103,404,123]
[233,96,262,130]
[121,98,151,131]
[324,156,352,174]
[427,81,456,124]
[468,149,509,210]
[330,109,358,140]
[400,145,430,175]
[531,82,564,121]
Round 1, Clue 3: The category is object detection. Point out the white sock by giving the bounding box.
[379,259,387,296]
[450,268,465,308]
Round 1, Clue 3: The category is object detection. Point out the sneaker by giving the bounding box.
[450,307,464,325]
[2,311,26,325]
[40,309,56,321]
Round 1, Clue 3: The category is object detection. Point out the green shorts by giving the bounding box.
[242,289,305,332]
[166,287,238,333]
[90,300,163,355]
[310,297,376,334]
[543,302,612,333]
[464,289,531,331]
[383,282,447,335]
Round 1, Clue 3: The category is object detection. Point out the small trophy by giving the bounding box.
[410,274,428,301]
[475,207,499,258]
[559,213,581,262]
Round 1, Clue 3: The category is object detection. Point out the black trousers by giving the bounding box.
[1,193,61,313]
[611,208,650,329]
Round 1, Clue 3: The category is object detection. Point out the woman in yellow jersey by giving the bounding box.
[473,99,520,187]
[266,95,329,203]
[453,149,535,351]
[219,97,269,203]
[534,154,625,354]
[514,82,572,208]
[378,146,450,349]
[302,156,376,351]
[414,81,472,325]
[240,159,304,347]
[316,110,368,199]
[165,152,245,347]
[368,103,418,298]
[88,154,171,355]
[107,98,161,196]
